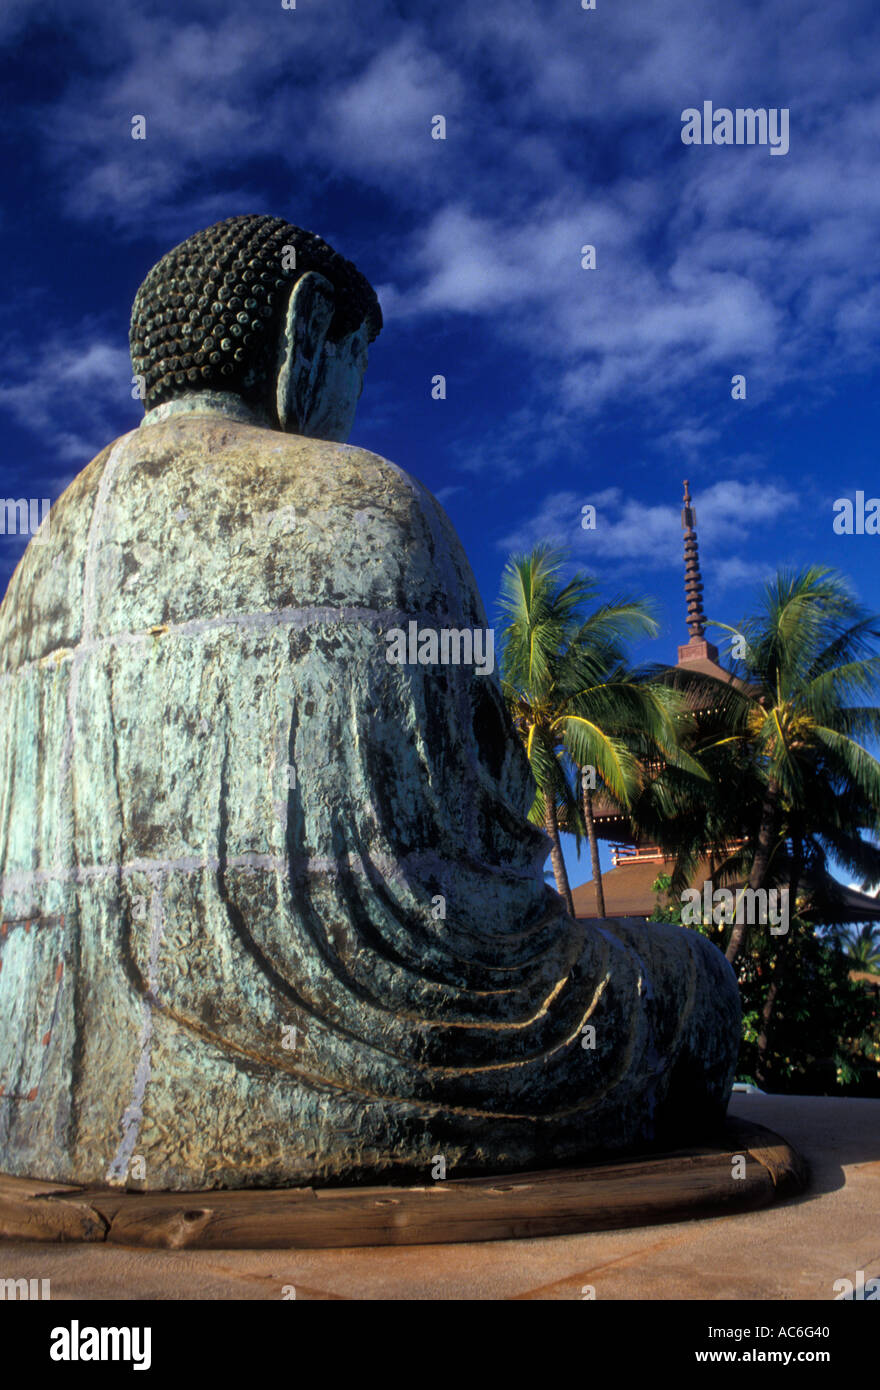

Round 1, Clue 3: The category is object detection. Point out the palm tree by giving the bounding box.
[562,666,702,917]
[626,694,761,903]
[497,547,589,914]
[622,565,880,1082]
[837,923,880,973]
[498,545,695,918]
[708,567,880,967]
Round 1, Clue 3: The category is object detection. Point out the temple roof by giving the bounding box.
[572,857,880,927]
[572,857,669,919]
[676,636,743,687]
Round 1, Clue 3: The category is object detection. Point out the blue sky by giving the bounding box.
[1,0,878,887]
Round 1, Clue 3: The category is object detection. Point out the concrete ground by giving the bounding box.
[1,1094,878,1300]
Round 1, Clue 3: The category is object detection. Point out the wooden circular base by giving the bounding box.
[0,1118,807,1250]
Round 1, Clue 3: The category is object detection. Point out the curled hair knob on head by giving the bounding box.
[130,214,382,414]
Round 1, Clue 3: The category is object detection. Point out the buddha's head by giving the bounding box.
[130,214,382,442]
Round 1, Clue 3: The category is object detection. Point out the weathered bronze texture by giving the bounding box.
[0,218,741,1191]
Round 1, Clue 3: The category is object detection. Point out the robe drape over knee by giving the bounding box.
[0,411,740,1189]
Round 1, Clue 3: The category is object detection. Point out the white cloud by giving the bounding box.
[314,35,464,179]
[6,0,880,432]
[497,478,800,594]
[0,332,136,465]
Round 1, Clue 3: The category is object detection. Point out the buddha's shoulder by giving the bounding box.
[42,417,436,529]
[0,418,450,647]
[122,415,419,504]
[0,418,477,670]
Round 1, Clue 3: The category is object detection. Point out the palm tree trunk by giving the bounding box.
[755,831,801,1086]
[726,777,779,966]
[544,794,575,917]
[754,972,780,1089]
[582,785,606,918]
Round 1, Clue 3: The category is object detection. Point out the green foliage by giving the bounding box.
[651,874,880,1094]
[738,923,879,1094]
[831,923,880,972]
[498,545,700,849]
[499,552,880,1097]
[716,567,880,886]
[498,545,661,808]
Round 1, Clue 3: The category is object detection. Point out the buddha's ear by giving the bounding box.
[276,270,336,432]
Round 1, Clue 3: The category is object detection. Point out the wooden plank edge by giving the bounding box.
[0,1190,108,1243]
[722,1117,810,1199]
[101,1170,777,1250]
[0,1121,806,1250]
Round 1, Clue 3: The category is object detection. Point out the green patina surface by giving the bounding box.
[0,412,741,1190]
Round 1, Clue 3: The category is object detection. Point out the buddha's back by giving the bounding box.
[0,215,741,1191]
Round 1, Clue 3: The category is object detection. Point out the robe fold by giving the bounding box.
[0,411,740,1188]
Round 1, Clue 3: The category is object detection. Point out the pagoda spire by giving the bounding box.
[682,479,707,639]
[677,480,719,665]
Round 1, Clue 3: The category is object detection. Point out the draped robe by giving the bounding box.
[0,407,740,1188]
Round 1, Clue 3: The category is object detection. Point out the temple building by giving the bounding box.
[571,482,880,927]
